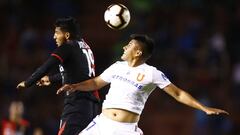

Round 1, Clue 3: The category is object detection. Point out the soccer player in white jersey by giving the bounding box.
[56,34,229,135]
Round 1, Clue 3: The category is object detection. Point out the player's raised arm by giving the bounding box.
[56,76,108,94]
[163,83,229,115]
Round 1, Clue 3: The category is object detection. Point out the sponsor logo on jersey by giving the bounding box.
[112,75,143,90]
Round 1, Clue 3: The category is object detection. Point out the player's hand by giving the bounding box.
[203,106,229,115]
[56,84,76,94]
[17,81,26,89]
[36,76,51,86]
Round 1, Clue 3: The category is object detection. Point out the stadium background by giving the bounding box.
[0,0,240,134]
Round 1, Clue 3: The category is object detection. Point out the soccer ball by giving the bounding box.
[104,4,131,30]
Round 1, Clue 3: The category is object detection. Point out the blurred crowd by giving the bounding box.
[0,0,240,135]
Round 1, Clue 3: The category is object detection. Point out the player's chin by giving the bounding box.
[55,42,59,46]
[56,41,62,46]
[121,55,126,60]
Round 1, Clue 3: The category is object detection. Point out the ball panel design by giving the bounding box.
[104,4,130,30]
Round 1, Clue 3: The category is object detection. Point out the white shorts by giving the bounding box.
[79,113,143,135]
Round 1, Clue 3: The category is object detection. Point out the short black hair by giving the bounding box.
[54,16,80,39]
[130,34,155,59]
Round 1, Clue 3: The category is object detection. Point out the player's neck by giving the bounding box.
[127,59,145,67]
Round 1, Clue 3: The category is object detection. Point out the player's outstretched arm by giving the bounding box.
[56,76,108,94]
[163,83,229,115]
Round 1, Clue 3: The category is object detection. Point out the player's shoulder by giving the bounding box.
[78,39,91,49]
[114,61,127,66]
[108,61,127,68]
[142,63,166,75]
[142,63,157,70]
[64,39,90,49]
[59,41,75,50]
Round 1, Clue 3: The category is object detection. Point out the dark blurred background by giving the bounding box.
[0,0,240,135]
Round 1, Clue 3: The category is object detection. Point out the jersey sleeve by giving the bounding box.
[25,56,60,87]
[100,62,118,83]
[51,43,72,63]
[48,73,62,83]
[152,68,171,89]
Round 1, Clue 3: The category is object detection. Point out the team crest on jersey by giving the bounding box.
[136,73,145,82]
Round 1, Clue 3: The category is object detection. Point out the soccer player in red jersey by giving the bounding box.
[17,17,100,135]
[1,101,29,135]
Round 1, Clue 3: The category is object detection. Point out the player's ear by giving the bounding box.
[65,32,70,40]
[136,50,142,56]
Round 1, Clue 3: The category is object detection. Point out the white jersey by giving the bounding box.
[100,61,171,115]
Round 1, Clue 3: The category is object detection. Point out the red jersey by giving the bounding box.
[1,119,29,135]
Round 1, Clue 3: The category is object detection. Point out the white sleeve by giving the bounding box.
[152,68,171,89]
[100,62,117,83]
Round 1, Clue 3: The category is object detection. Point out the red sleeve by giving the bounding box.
[51,53,64,63]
